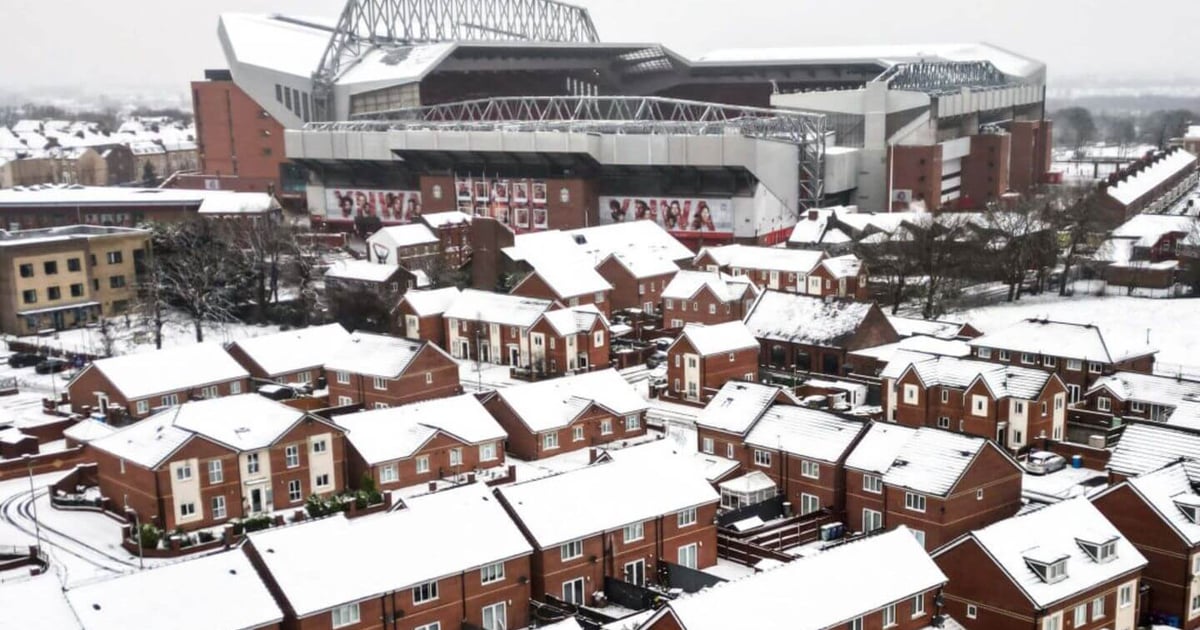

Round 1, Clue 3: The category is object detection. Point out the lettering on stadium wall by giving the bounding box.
[323,188,422,224]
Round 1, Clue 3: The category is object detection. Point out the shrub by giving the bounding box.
[137,524,161,549]
[241,515,273,533]
[197,530,216,544]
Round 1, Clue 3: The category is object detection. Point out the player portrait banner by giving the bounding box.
[454,176,550,232]
[324,188,422,224]
[599,196,734,237]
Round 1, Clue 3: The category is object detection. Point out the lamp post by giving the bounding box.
[23,455,43,554]
[123,494,145,569]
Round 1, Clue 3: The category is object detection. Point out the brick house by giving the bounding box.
[443,288,557,368]
[482,369,647,460]
[1099,148,1198,221]
[594,250,678,316]
[639,527,950,630]
[1092,460,1200,629]
[339,394,506,493]
[695,381,801,464]
[1093,214,1198,291]
[844,423,1023,551]
[526,305,611,378]
[225,323,350,386]
[887,315,983,340]
[664,321,760,405]
[967,318,1157,403]
[494,458,719,605]
[325,332,461,409]
[744,291,900,377]
[67,343,251,421]
[1080,371,1200,424]
[510,266,613,318]
[323,259,423,324]
[810,254,871,300]
[67,550,284,630]
[419,211,474,269]
[661,270,759,330]
[365,223,441,270]
[393,286,461,346]
[933,497,1147,630]
[244,483,533,630]
[86,395,343,532]
[1107,423,1200,482]
[693,244,825,293]
[881,353,1069,449]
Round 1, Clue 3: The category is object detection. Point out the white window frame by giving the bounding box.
[800,493,820,515]
[246,452,260,475]
[912,593,926,617]
[380,464,398,484]
[1119,583,1134,608]
[753,449,771,467]
[481,602,506,630]
[677,543,698,569]
[331,603,360,628]
[1092,596,1105,619]
[179,501,196,518]
[801,460,820,479]
[977,347,992,359]
[335,370,350,385]
[1089,362,1102,374]
[1042,611,1061,630]
[625,414,640,431]
[903,383,919,404]
[972,394,988,417]
[863,508,882,532]
[623,521,645,543]
[905,492,926,513]
[561,539,583,561]
[967,604,978,619]
[863,474,882,494]
[412,580,439,605]
[543,432,559,450]
[701,437,714,454]
[480,442,497,462]
[211,495,226,520]
[1073,603,1087,627]
[1098,396,1111,412]
[175,462,192,481]
[940,389,950,403]
[1067,359,1082,371]
[416,455,430,474]
[285,445,299,468]
[883,603,897,628]
[600,419,613,435]
[312,439,328,454]
[135,399,149,415]
[315,473,330,488]
[449,447,463,467]
[480,562,505,585]
[677,507,697,527]
[288,479,302,502]
[373,376,388,391]
[1130,400,1145,413]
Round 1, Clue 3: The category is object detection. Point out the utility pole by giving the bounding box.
[23,455,43,554]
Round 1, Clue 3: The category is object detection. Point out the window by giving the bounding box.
[702,437,714,454]
[882,603,897,627]
[412,580,438,604]
[179,502,196,518]
[1042,612,1061,630]
[1119,583,1134,608]
[380,464,398,484]
[903,384,919,404]
[331,603,360,628]
[677,507,697,527]
[625,414,640,431]
[911,529,926,548]
[162,393,179,406]
[109,275,126,288]
[70,283,84,297]
[1044,356,1057,368]
[709,304,717,315]
[863,508,883,532]
[562,578,585,605]
[1073,604,1087,627]
[572,425,585,442]
[1092,596,1105,619]
[47,286,61,300]
[175,462,192,481]
[1089,362,1102,374]
[312,440,327,454]
[937,416,951,429]
[940,390,950,403]
[230,382,242,395]
[480,562,505,584]
[801,460,820,479]
[754,449,771,467]
[449,447,463,466]
[665,299,674,309]
[415,624,440,630]
[337,395,353,406]
[726,443,734,459]
[416,455,430,474]
[972,395,988,416]
[315,473,330,488]
[543,432,559,450]
[373,376,387,391]
[966,604,978,619]
[288,479,302,502]
[977,347,992,359]
[207,459,223,484]
[1079,539,1117,563]
[18,263,33,278]
[999,350,1010,361]
[481,602,507,630]
[374,402,389,410]
[1098,397,1111,412]
[136,400,149,415]
[623,521,644,543]
[1041,401,1048,416]
[21,289,36,304]
[1130,401,1145,413]
[851,618,863,630]
[44,260,58,275]
[480,442,497,461]
[600,419,612,435]
[1067,359,1082,371]
[561,539,583,561]
[594,331,604,347]
[912,593,926,617]
[285,445,299,468]
[976,488,984,500]
[863,474,883,493]
[336,370,350,384]
[211,495,226,520]
[106,251,123,264]
[678,543,698,569]
[905,492,926,513]
[800,493,820,515]
[1192,594,1200,614]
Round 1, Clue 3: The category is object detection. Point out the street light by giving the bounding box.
[23,455,43,554]
[123,494,145,569]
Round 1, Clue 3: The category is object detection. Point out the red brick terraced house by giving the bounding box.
[661,270,759,330]
[1092,459,1200,629]
[933,497,1147,630]
[664,321,760,405]
[86,394,343,532]
[693,244,826,294]
[393,286,461,346]
[1107,423,1200,483]
[886,315,982,341]
[844,423,1023,551]
[322,259,423,310]
[338,393,507,494]
[743,290,900,377]
[527,305,611,377]
[694,381,801,464]
[443,288,557,368]
[67,342,251,421]
[419,211,473,269]
[225,323,350,386]
[325,332,461,409]
[639,526,951,630]
[881,352,1068,449]
[67,549,284,630]
[595,249,679,316]
[1080,371,1200,424]
[481,369,647,460]
[245,483,534,630]
[966,318,1157,404]
[810,254,871,300]
[494,457,719,604]
[846,335,974,379]
[510,264,613,318]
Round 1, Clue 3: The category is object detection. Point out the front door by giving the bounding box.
[480,343,490,363]
[458,340,470,359]
[250,488,264,514]
[51,310,66,330]
[577,353,588,371]
[677,543,698,569]
[624,559,645,586]
[508,345,520,366]
[684,354,700,401]
[768,270,780,289]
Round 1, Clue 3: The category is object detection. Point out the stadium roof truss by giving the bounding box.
[312,95,828,209]
[878,60,1012,95]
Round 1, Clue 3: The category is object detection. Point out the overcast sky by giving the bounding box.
[2,0,1198,92]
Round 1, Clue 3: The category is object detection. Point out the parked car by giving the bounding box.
[1025,451,1067,475]
[34,358,69,375]
[7,353,41,368]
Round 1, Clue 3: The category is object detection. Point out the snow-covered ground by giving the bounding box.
[0,572,80,629]
[4,317,284,359]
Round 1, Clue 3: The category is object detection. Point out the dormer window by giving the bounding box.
[1025,548,1069,584]
[1077,534,1118,563]
[1175,495,1200,524]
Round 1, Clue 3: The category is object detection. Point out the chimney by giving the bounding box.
[807,209,819,221]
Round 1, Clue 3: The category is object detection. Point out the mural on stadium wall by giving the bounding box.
[599,196,733,237]
[323,188,422,224]
[455,177,550,231]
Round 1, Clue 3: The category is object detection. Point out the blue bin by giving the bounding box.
[1071,454,1083,468]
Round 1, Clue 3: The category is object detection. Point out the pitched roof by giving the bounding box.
[743,405,866,463]
[443,288,555,328]
[566,220,694,262]
[88,395,314,468]
[493,369,646,433]
[248,483,532,618]
[820,254,864,279]
[846,424,999,496]
[79,343,249,400]
[1105,149,1197,206]
[1111,459,1200,546]
[885,315,970,340]
[1088,371,1200,409]
[66,550,283,630]
[1107,422,1200,478]
[662,270,757,302]
[419,211,473,228]
[696,381,797,435]
[654,527,946,630]
[848,337,973,365]
[605,249,680,279]
[496,458,718,548]
[325,332,446,378]
[604,430,740,484]
[744,292,878,347]
[967,318,1156,364]
[699,244,825,274]
[517,263,611,300]
[881,353,1054,400]
[337,394,506,465]
[323,259,405,283]
[62,418,115,443]
[398,286,461,317]
[942,497,1147,609]
[539,305,609,337]
[228,323,350,377]
[677,321,759,356]
[367,223,439,250]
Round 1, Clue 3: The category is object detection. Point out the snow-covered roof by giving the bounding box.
[228,323,350,377]
[662,270,757,302]
[1108,213,1198,248]
[0,185,230,208]
[197,192,278,215]
[0,224,148,249]
[367,223,439,250]
[605,249,680,279]
[420,210,473,228]
[718,470,777,494]
[695,42,1044,79]
[886,315,970,340]
[325,332,445,378]
[677,321,759,356]
[820,254,863,279]
[62,418,115,443]
[539,305,608,337]
[219,13,333,78]
[88,395,313,469]
[849,337,972,365]
[847,424,996,496]
[496,458,718,548]
[66,550,283,630]
[743,405,866,463]
[604,431,740,484]
[494,369,646,433]
[968,318,1156,364]
[1111,459,1200,545]
[338,394,505,465]
[1187,126,1200,140]
[943,497,1146,609]
[80,343,249,400]
[443,288,554,328]
[399,286,461,317]
[881,353,1054,400]
[744,291,879,347]
[1088,371,1200,409]
[1106,149,1198,206]
[696,381,797,435]
[699,244,825,275]
[655,526,946,630]
[323,259,404,283]
[1108,422,1200,478]
[247,483,532,618]
[565,220,694,263]
[517,261,612,300]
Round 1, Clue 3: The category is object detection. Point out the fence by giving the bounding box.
[717,496,785,528]
[0,445,85,482]
[716,534,793,566]
[657,560,725,594]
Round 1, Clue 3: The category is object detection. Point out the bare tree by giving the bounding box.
[906,213,973,319]
[1052,186,1107,296]
[977,196,1058,302]
[152,220,241,343]
[854,229,918,315]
